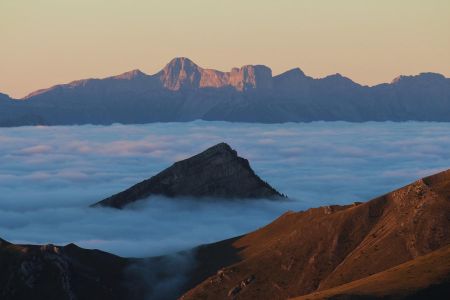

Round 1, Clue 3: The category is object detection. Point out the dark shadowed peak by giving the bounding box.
[323,73,353,82]
[277,67,306,78]
[273,68,310,90]
[92,142,284,209]
[319,73,361,88]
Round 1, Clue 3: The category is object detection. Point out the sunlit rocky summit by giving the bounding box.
[158,57,273,91]
[92,142,283,209]
[1,57,450,126]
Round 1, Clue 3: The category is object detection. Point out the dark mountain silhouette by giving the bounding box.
[0,238,129,300]
[1,57,449,126]
[1,169,449,299]
[92,142,283,209]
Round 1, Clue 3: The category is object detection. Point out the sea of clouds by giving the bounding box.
[1,121,449,257]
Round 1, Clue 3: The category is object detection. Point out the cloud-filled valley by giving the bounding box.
[1,121,450,257]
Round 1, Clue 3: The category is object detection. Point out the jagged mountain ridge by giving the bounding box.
[1,57,449,126]
[23,57,273,99]
[93,142,283,209]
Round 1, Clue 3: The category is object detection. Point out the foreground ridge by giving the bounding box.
[181,169,450,299]
[1,169,449,299]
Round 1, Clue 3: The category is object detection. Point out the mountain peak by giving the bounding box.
[164,57,201,74]
[167,57,198,66]
[285,67,306,77]
[92,142,283,209]
[159,57,203,90]
[113,69,147,80]
[195,142,236,156]
[321,73,359,86]
[273,68,309,89]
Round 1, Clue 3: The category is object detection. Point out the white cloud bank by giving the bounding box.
[0,121,449,257]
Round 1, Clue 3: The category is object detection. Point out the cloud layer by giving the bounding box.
[1,121,449,257]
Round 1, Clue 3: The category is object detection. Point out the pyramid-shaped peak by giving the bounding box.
[160,57,203,90]
[92,143,284,208]
[194,142,236,156]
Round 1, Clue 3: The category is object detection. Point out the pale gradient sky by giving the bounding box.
[1,0,449,98]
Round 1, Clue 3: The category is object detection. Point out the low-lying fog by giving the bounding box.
[1,121,449,257]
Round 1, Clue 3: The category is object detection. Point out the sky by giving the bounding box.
[1,121,449,257]
[0,0,449,98]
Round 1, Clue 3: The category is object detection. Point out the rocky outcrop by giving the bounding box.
[92,143,283,209]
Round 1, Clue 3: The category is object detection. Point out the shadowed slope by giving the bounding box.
[181,169,450,299]
[0,239,130,300]
[92,143,283,209]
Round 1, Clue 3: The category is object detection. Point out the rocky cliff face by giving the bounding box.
[228,65,273,91]
[157,57,273,91]
[181,169,450,299]
[158,57,204,90]
[93,143,283,209]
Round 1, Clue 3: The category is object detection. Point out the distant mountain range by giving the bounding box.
[1,57,450,126]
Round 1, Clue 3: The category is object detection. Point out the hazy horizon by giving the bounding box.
[1,0,449,98]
